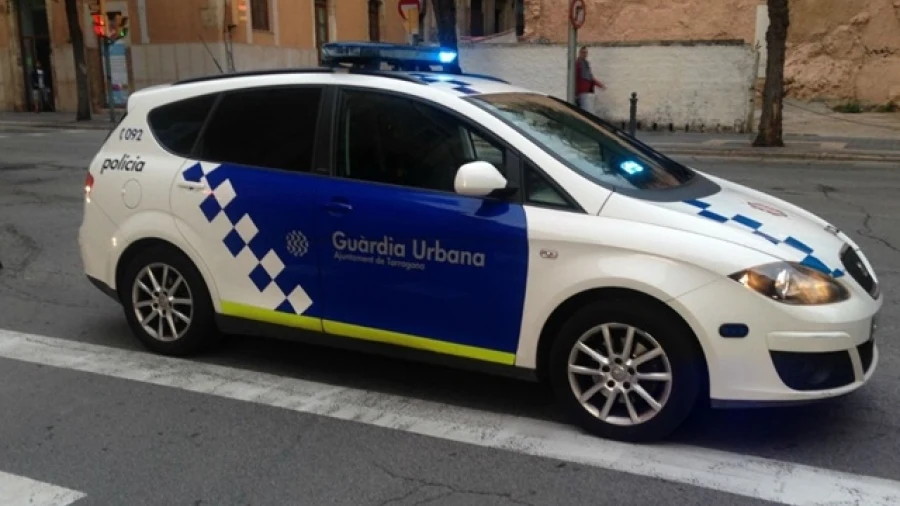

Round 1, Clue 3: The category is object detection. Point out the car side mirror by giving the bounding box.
[454,161,511,198]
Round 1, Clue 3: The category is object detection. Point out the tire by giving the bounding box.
[120,244,220,356]
[547,296,703,443]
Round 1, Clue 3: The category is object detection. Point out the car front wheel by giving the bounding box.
[548,297,703,442]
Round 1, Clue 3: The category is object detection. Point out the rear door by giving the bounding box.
[169,84,330,331]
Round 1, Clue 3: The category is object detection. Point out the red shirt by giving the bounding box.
[575,58,594,94]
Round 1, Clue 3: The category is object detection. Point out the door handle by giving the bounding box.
[177,181,207,191]
[325,201,353,214]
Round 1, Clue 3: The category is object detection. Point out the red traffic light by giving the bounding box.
[92,14,106,38]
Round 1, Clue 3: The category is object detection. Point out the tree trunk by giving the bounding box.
[753,0,790,147]
[64,0,92,121]
[432,0,462,74]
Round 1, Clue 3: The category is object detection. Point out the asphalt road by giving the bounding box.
[1,126,898,506]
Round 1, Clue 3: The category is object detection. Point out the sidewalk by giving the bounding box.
[639,131,900,163]
[637,99,900,162]
[0,111,115,131]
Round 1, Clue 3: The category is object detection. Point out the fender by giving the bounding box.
[515,251,723,369]
[515,207,783,370]
[105,210,222,311]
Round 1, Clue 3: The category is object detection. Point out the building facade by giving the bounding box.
[0,0,411,113]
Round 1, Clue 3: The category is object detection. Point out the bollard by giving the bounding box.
[628,92,638,136]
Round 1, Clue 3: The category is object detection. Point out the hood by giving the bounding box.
[601,171,853,278]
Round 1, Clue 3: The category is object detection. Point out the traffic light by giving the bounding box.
[231,0,248,25]
[92,13,106,38]
[110,13,129,40]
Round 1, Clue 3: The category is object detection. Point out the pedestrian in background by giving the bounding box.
[31,61,50,113]
[575,46,605,114]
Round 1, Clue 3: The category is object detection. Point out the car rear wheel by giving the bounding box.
[121,245,220,356]
[548,297,703,442]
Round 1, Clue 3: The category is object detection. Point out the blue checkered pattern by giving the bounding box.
[407,73,480,95]
[684,199,844,278]
[182,162,311,315]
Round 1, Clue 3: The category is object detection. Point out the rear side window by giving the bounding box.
[147,93,218,157]
[196,86,323,173]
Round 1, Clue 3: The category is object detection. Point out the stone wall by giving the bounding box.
[459,40,757,131]
[521,0,900,104]
[0,49,15,112]
[48,45,77,113]
[785,0,900,104]
[522,0,759,46]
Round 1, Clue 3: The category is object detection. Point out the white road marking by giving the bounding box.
[26,132,46,137]
[0,470,86,506]
[1,329,900,505]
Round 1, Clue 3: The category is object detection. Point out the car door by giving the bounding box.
[169,84,329,332]
[314,87,529,365]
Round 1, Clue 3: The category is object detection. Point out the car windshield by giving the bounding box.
[469,92,695,191]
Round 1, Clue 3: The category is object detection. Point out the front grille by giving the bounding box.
[840,246,878,298]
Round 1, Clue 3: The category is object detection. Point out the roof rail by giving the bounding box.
[172,68,334,85]
[171,66,427,86]
[456,72,509,84]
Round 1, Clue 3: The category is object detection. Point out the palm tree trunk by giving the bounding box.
[64,0,92,121]
[753,0,790,147]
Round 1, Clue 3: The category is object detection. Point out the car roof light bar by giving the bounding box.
[321,41,460,73]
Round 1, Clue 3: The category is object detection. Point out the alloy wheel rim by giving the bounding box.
[131,263,194,342]
[567,322,673,426]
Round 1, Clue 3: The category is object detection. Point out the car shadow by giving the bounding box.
[194,332,883,458]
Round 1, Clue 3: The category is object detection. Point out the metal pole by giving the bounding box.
[103,39,116,123]
[567,19,576,104]
[629,92,637,136]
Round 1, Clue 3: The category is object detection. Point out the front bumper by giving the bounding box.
[671,276,882,405]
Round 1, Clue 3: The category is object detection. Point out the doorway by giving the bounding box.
[15,0,54,112]
[470,0,484,37]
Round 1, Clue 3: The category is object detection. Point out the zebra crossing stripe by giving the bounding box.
[0,470,86,506]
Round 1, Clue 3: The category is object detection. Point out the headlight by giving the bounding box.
[729,262,849,305]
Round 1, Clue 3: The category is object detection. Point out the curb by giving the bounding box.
[650,145,900,163]
[0,120,113,131]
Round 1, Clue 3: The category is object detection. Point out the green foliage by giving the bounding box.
[832,100,898,113]
[832,101,863,113]
[875,101,899,113]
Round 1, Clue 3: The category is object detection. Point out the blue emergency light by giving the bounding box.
[320,41,459,73]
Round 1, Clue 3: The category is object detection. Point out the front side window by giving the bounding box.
[336,89,506,193]
[470,93,695,192]
[196,86,322,172]
[523,161,572,209]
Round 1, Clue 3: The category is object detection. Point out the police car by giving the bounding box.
[77,42,882,442]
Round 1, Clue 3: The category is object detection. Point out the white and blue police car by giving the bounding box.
[78,42,882,442]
